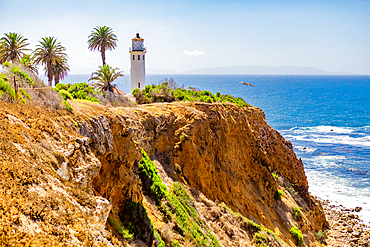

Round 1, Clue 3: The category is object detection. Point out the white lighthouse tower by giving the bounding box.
[129,33,146,93]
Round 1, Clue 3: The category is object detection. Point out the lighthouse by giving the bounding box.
[129,33,146,93]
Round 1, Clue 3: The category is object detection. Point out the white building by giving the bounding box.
[129,33,146,93]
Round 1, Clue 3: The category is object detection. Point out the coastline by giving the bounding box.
[318,197,370,246]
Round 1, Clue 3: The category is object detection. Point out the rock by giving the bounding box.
[355,207,362,212]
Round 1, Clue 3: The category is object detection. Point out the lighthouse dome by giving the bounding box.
[132,33,144,51]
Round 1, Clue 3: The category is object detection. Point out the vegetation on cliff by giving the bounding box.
[139,150,220,246]
[55,82,101,103]
[132,80,251,107]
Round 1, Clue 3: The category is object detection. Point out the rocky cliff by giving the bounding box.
[0,100,327,246]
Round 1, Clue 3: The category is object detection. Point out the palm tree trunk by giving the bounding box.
[55,73,60,85]
[101,48,106,66]
[47,62,53,87]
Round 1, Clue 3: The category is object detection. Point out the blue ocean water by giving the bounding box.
[62,74,370,223]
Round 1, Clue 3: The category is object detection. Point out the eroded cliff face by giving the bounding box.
[0,100,327,246]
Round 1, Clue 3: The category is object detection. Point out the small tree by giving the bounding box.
[89,64,123,93]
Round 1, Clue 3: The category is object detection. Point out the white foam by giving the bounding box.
[286,134,370,147]
[307,173,370,224]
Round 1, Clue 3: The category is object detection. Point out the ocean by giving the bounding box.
[61,74,370,223]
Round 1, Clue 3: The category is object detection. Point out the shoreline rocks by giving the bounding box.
[318,197,370,247]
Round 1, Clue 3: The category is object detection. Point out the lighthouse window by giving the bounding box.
[143,55,145,60]
[138,83,141,88]
[138,55,140,60]
[132,55,135,60]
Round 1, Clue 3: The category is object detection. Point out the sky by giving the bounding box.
[0,0,369,74]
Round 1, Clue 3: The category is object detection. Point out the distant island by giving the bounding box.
[179,65,354,75]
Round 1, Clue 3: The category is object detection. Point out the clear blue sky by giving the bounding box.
[1,0,369,74]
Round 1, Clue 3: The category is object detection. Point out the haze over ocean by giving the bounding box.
[61,74,370,223]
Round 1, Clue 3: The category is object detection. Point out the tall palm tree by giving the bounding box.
[0,32,30,63]
[52,58,70,85]
[88,64,123,92]
[32,37,67,86]
[88,26,118,66]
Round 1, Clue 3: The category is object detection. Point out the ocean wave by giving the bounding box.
[284,125,370,135]
[285,126,355,134]
[303,155,347,168]
[285,134,370,147]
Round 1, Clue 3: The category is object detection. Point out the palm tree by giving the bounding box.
[88,26,118,66]
[52,58,70,85]
[32,37,67,86]
[0,32,30,63]
[88,64,123,92]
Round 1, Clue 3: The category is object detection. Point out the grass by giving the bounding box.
[171,240,181,247]
[162,182,220,247]
[63,100,73,112]
[107,216,134,241]
[253,232,267,247]
[220,202,287,245]
[314,230,328,244]
[293,206,302,219]
[290,226,303,246]
[274,189,283,200]
[272,172,279,180]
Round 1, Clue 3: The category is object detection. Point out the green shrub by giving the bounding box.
[133,81,251,107]
[2,62,10,67]
[11,66,34,86]
[272,172,279,180]
[274,189,283,200]
[55,82,100,103]
[19,88,31,100]
[107,216,134,241]
[59,89,73,100]
[253,232,267,247]
[290,226,303,246]
[0,78,11,96]
[0,78,27,103]
[63,100,73,112]
[293,206,302,219]
[55,83,68,91]
[314,230,328,243]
